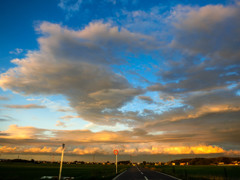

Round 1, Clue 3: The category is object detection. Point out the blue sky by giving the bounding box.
[0,0,240,161]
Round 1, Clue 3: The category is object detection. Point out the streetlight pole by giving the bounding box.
[116,153,118,174]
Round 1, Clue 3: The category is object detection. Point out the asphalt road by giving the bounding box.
[113,166,181,180]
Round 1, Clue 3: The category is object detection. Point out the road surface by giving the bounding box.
[113,166,181,180]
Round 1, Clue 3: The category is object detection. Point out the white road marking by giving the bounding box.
[112,170,127,180]
[144,176,148,180]
[154,171,182,180]
[141,172,143,174]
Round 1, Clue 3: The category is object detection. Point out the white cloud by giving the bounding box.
[58,0,83,12]
[9,48,23,55]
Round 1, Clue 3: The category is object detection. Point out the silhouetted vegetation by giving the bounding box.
[169,157,240,165]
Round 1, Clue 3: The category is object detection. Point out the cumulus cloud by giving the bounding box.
[5,104,46,109]
[23,146,52,153]
[72,147,104,155]
[0,144,238,156]
[0,124,240,156]
[0,21,154,125]
[0,124,47,140]
[1,123,240,152]
[0,146,17,153]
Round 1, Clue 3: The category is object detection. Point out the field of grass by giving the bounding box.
[145,165,240,180]
[0,162,129,180]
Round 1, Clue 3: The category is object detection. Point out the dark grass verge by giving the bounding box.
[143,165,240,180]
[0,162,130,180]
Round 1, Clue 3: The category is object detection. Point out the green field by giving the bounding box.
[0,162,129,180]
[145,165,240,180]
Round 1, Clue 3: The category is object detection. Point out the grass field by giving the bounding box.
[145,165,240,180]
[0,162,129,180]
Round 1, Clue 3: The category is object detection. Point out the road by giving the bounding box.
[113,166,181,180]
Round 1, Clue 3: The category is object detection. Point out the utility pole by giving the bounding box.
[93,154,95,163]
[59,144,65,180]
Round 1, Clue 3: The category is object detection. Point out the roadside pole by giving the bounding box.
[59,144,65,180]
[113,150,119,174]
[116,153,118,174]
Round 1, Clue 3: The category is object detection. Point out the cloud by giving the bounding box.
[0,115,14,122]
[0,124,47,140]
[0,146,17,153]
[0,144,237,156]
[60,115,80,121]
[72,147,104,155]
[9,48,23,55]
[141,3,240,147]
[57,108,72,112]
[0,2,240,157]
[58,0,82,11]
[58,0,83,19]
[138,96,153,103]
[133,144,226,155]
[0,124,239,156]
[171,4,240,60]
[0,21,154,125]
[56,120,67,127]
[23,146,52,153]
[0,96,9,100]
[58,0,139,19]
[4,104,46,109]
[156,3,240,94]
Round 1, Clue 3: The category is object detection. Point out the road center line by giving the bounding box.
[144,176,148,180]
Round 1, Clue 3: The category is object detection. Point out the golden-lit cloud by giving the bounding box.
[0,146,17,153]
[23,147,52,153]
[4,104,46,109]
[170,105,240,122]
[0,125,46,139]
[0,144,237,156]
[150,145,225,155]
[55,147,63,153]
[72,147,102,155]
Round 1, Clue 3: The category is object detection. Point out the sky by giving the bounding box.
[0,0,240,162]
